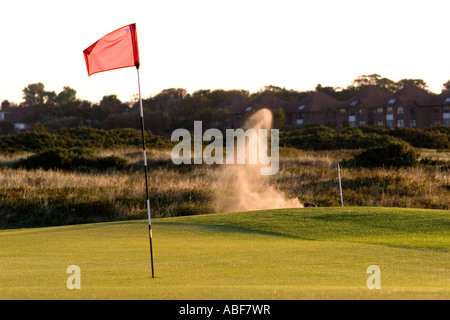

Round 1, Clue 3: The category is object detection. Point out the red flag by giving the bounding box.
[83,23,140,76]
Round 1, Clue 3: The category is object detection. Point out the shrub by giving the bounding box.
[280,126,337,150]
[95,156,127,171]
[337,127,400,149]
[13,147,127,172]
[344,141,419,168]
[0,127,174,154]
[279,126,404,150]
[390,127,449,149]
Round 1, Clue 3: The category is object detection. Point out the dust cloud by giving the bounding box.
[214,108,303,213]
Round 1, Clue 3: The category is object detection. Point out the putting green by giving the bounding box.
[0,207,448,299]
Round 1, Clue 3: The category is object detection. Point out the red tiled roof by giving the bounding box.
[432,90,450,105]
[285,91,341,113]
[383,85,435,106]
[342,86,390,108]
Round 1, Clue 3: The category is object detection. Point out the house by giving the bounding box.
[334,86,390,128]
[285,91,341,126]
[431,90,450,126]
[217,85,450,130]
[371,85,434,129]
[333,85,450,129]
[0,100,30,133]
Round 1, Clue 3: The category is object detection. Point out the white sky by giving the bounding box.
[1,0,449,104]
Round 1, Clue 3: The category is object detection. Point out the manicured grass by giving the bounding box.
[0,207,448,299]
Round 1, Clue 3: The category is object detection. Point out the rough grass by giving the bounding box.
[0,147,449,228]
[0,207,448,300]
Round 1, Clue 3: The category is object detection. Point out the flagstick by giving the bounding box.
[136,65,154,278]
[333,162,344,207]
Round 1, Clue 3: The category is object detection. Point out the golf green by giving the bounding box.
[0,207,448,299]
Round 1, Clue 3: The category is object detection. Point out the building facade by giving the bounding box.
[217,86,450,130]
[0,100,29,133]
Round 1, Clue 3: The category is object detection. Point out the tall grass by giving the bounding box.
[0,149,215,228]
[275,148,449,208]
[0,147,448,229]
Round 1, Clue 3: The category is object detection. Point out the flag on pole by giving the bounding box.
[83,23,154,278]
[83,23,140,76]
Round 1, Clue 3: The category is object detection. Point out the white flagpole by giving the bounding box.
[136,65,154,278]
[333,162,344,207]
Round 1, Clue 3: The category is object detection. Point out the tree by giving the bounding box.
[351,74,380,87]
[350,74,397,93]
[153,88,186,107]
[260,85,305,101]
[397,79,428,91]
[55,86,77,105]
[272,108,286,128]
[442,80,450,92]
[315,83,335,95]
[22,83,47,107]
[100,95,128,114]
[22,83,57,107]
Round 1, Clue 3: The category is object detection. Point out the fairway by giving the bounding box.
[0,207,448,300]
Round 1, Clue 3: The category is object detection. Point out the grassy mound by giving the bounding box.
[164,206,449,250]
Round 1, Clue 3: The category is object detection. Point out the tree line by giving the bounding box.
[2,74,450,136]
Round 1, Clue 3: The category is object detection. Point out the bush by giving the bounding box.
[95,156,127,171]
[390,127,449,149]
[13,147,127,172]
[344,141,419,168]
[337,127,400,149]
[0,127,174,154]
[279,126,404,150]
[280,126,337,150]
